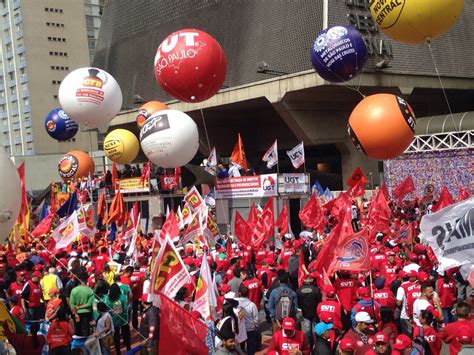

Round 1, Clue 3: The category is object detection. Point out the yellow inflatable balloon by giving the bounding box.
[104,129,139,164]
[370,0,464,44]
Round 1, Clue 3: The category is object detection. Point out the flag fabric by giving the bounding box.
[205,147,218,175]
[331,227,371,272]
[346,166,367,188]
[457,186,471,202]
[176,206,185,230]
[392,176,415,203]
[140,160,151,186]
[247,203,259,230]
[275,203,289,235]
[52,211,80,249]
[299,194,325,233]
[126,213,141,257]
[151,235,192,299]
[0,301,27,340]
[432,186,454,212]
[347,180,365,198]
[297,249,308,288]
[205,211,220,240]
[312,180,325,196]
[251,197,274,251]
[193,252,217,321]
[184,186,205,212]
[31,213,55,237]
[323,187,334,201]
[367,189,391,233]
[158,293,209,355]
[262,139,278,169]
[398,222,414,244]
[97,189,106,225]
[111,162,118,190]
[17,163,28,221]
[159,211,180,244]
[56,192,78,218]
[230,133,248,170]
[181,203,193,226]
[380,184,390,202]
[39,202,50,222]
[180,211,203,246]
[286,142,305,169]
[108,222,117,242]
[234,211,252,245]
[108,190,125,226]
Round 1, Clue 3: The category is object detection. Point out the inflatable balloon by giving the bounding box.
[136,101,168,129]
[140,109,199,168]
[310,25,367,83]
[44,108,79,141]
[370,0,464,44]
[348,94,416,160]
[103,129,139,164]
[154,29,227,103]
[0,151,21,241]
[58,67,122,127]
[58,151,95,181]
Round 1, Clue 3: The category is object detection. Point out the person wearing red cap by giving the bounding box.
[317,285,343,331]
[8,270,26,300]
[341,311,375,355]
[366,331,390,355]
[380,251,401,285]
[256,258,277,290]
[351,287,381,328]
[391,334,415,355]
[267,317,310,355]
[338,337,355,354]
[413,309,441,355]
[255,246,267,267]
[436,270,457,324]
[440,302,474,355]
[396,270,420,336]
[278,241,294,271]
[21,270,43,320]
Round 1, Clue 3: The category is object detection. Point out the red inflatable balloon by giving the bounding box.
[154,29,227,103]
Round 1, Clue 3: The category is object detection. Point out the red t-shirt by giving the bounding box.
[242,277,263,309]
[25,281,42,307]
[371,253,387,271]
[280,249,294,270]
[440,319,474,354]
[413,325,442,355]
[334,278,359,312]
[317,300,342,330]
[436,278,457,308]
[373,287,396,309]
[239,250,252,268]
[130,271,145,300]
[268,330,310,355]
[8,281,24,299]
[255,250,267,265]
[120,275,131,286]
[10,305,25,326]
[256,267,277,289]
[93,254,109,272]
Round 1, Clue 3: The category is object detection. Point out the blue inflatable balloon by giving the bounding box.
[44,108,79,141]
[310,25,367,83]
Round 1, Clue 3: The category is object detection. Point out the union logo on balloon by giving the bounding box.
[136,101,169,129]
[154,29,227,103]
[58,151,95,181]
[103,129,139,164]
[44,108,79,141]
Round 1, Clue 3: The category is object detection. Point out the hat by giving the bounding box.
[219,284,231,293]
[48,287,60,296]
[408,270,418,278]
[355,311,373,323]
[238,243,244,249]
[357,287,370,299]
[224,291,236,300]
[324,285,336,297]
[32,271,42,278]
[408,253,418,261]
[281,317,296,330]
[374,331,389,343]
[314,322,333,336]
[283,241,291,248]
[393,334,412,350]
[33,264,44,271]
[70,251,78,257]
[387,250,396,256]
[374,277,386,289]
[417,271,429,282]
[457,327,472,344]
[339,338,355,352]
[17,271,27,277]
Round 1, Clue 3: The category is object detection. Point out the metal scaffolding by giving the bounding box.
[405,130,474,153]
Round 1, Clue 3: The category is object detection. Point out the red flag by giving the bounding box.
[160,211,180,244]
[31,213,55,237]
[251,197,274,251]
[17,163,28,221]
[392,176,415,203]
[299,194,325,232]
[108,190,125,226]
[367,189,391,233]
[329,192,352,217]
[140,160,151,186]
[111,162,118,191]
[457,186,470,202]
[331,228,370,273]
[230,133,248,170]
[226,237,233,257]
[431,186,454,212]
[247,203,258,230]
[234,211,252,245]
[347,166,367,188]
[158,293,209,355]
[275,204,289,235]
[397,222,414,244]
[380,184,390,202]
[297,249,308,287]
[97,189,106,223]
[348,180,365,198]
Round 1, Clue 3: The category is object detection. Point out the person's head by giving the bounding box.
[79,271,88,283]
[374,332,390,354]
[97,301,107,314]
[314,322,333,340]
[325,285,336,299]
[456,302,470,319]
[281,317,296,338]
[387,252,395,263]
[222,336,236,351]
[419,309,434,326]
[56,308,67,321]
[8,296,19,308]
[232,267,241,278]
[48,266,56,274]
[108,283,121,302]
[393,334,413,354]
[238,284,249,298]
[31,271,42,283]
[174,287,188,302]
[374,277,385,290]
[103,264,111,273]
[239,269,248,280]
[380,307,395,324]
[420,280,434,300]
[124,266,133,275]
[338,337,355,354]
[354,311,373,333]
[278,272,289,285]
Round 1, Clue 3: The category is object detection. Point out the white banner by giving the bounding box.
[214,174,278,199]
[262,139,278,169]
[420,197,474,271]
[286,142,305,169]
[280,173,309,194]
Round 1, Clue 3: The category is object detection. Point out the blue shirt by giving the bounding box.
[267,284,298,320]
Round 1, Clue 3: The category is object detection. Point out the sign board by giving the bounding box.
[214,174,278,199]
[116,177,150,194]
[279,173,310,194]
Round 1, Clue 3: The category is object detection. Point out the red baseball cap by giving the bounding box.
[357,287,370,299]
[339,338,355,352]
[33,264,44,271]
[17,271,27,277]
[324,285,336,297]
[417,271,429,282]
[32,271,42,278]
[374,331,389,343]
[281,317,296,330]
[393,334,412,350]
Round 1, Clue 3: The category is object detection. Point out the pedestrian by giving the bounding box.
[94,301,114,355]
[104,283,131,354]
[69,271,94,336]
[314,322,335,355]
[267,317,310,355]
[340,311,375,355]
[46,309,74,355]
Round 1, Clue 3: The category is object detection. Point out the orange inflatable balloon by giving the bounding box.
[136,101,168,129]
[58,150,95,181]
[348,94,416,160]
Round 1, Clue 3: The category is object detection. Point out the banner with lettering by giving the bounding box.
[116,177,150,194]
[280,173,309,194]
[214,174,278,199]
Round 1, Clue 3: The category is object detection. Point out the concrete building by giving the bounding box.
[0,0,105,189]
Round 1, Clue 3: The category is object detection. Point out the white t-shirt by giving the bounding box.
[396,282,408,320]
[413,298,431,326]
[234,306,247,343]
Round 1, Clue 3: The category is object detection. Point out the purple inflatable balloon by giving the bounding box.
[310,25,367,83]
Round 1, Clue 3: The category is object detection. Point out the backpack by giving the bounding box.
[275,287,292,321]
[413,326,430,355]
[112,300,123,315]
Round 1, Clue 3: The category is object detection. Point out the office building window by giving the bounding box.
[51,80,61,85]
[46,22,64,28]
[53,94,58,100]
[49,51,68,57]
[45,8,63,13]
[47,36,66,42]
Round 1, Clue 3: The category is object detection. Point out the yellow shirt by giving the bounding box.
[41,274,58,301]
[103,271,115,286]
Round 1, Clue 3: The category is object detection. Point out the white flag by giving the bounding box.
[286,142,305,169]
[177,206,185,230]
[262,139,278,169]
[192,252,217,321]
[420,197,474,271]
[205,147,217,175]
[126,213,141,257]
[52,211,80,249]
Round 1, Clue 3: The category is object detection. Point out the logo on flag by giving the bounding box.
[335,230,370,271]
[52,211,80,249]
[262,140,278,169]
[205,147,217,175]
[184,186,205,212]
[286,142,305,169]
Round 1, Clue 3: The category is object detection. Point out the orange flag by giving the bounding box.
[230,133,248,170]
[108,190,125,226]
[97,189,107,224]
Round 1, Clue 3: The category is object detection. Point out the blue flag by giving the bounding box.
[312,180,325,196]
[56,191,78,218]
[108,222,117,242]
[39,202,50,222]
[324,187,334,201]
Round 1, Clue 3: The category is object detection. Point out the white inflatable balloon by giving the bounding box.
[58,67,122,128]
[140,109,199,168]
[0,151,21,242]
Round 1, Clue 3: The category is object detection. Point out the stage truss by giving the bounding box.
[405,130,474,153]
